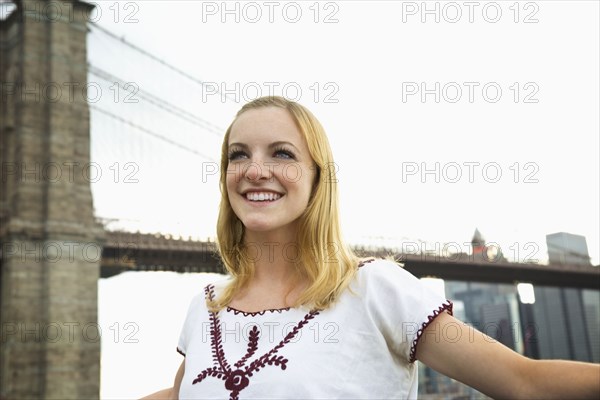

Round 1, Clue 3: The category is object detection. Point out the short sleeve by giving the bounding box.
[176,292,205,357]
[360,259,453,363]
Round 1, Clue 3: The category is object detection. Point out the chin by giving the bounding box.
[241,218,300,235]
[244,225,273,233]
[240,219,279,233]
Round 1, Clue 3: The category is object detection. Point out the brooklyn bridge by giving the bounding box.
[100,229,599,289]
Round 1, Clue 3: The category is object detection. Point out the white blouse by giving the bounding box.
[177,258,453,399]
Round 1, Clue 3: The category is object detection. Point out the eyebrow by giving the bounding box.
[228,141,300,152]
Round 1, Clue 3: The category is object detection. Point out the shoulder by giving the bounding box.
[348,257,421,302]
[204,276,231,296]
[353,257,444,309]
[356,257,415,285]
[185,276,231,311]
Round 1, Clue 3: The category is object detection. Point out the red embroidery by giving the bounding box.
[358,258,376,268]
[409,300,454,363]
[176,347,185,357]
[192,284,320,400]
[226,306,290,317]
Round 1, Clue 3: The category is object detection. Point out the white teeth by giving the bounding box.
[245,192,282,202]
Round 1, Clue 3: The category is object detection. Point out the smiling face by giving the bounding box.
[226,106,316,238]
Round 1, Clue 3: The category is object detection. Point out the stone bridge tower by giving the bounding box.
[0,1,104,398]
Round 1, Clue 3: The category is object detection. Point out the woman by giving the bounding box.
[143,96,599,399]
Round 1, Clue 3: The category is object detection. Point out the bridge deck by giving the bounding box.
[100,231,600,289]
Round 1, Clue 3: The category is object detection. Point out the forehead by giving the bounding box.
[228,107,304,145]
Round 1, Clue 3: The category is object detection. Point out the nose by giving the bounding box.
[243,159,273,182]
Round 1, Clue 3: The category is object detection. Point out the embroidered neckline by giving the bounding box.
[221,259,375,317]
[409,300,454,363]
[226,306,291,317]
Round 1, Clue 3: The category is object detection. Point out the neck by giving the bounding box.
[242,229,303,286]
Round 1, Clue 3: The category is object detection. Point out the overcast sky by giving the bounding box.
[84,0,599,266]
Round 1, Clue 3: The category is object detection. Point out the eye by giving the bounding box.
[228,149,247,161]
[274,147,295,160]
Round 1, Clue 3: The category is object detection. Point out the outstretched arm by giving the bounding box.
[416,312,600,399]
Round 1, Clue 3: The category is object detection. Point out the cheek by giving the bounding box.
[297,166,317,199]
[226,166,242,189]
[281,163,306,186]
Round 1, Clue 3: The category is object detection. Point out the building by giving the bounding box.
[546,232,591,266]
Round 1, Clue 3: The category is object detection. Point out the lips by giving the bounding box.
[241,189,285,203]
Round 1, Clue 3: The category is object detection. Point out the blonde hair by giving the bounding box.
[210,96,365,312]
